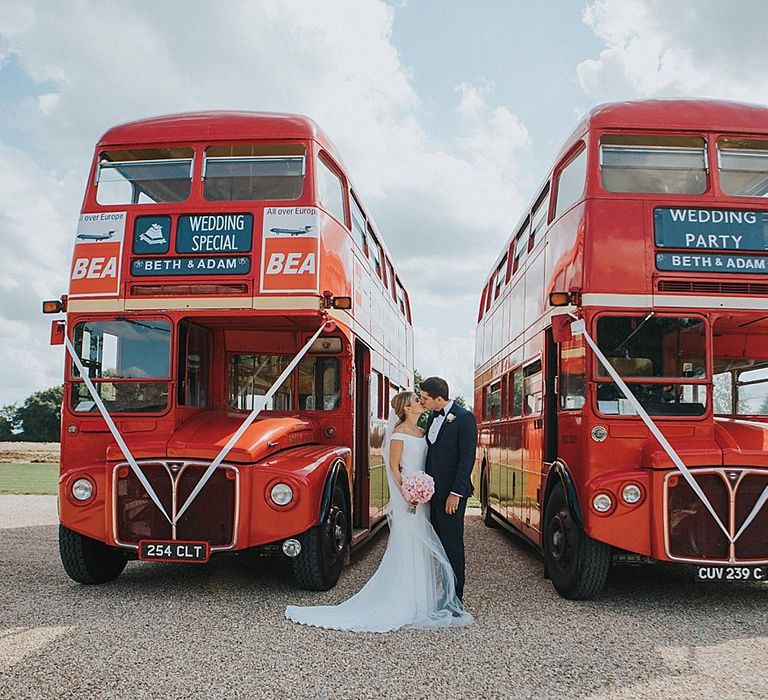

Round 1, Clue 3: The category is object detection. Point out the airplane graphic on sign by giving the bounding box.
[269,225,313,236]
[261,208,320,293]
[69,212,126,297]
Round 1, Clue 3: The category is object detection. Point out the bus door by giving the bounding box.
[368,371,386,524]
[538,329,559,536]
[508,367,524,527]
[522,358,544,538]
[353,341,371,530]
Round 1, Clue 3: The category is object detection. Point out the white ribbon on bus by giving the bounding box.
[64,319,332,526]
[569,317,736,543]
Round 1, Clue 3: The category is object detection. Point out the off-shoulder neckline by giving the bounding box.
[391,431,425,440]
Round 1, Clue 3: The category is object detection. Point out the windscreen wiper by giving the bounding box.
[612,312,654,354]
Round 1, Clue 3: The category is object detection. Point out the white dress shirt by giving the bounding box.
[427,400,463,500]
[428,400,453,444]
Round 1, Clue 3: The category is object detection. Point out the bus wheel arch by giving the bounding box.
[59,524,127,585]
[542,477,610,601]
[293,458,350,591]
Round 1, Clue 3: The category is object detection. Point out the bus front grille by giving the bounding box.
[665,468,768,563]
[113,461,238,550]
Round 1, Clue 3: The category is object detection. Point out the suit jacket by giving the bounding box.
[425,403,478,498]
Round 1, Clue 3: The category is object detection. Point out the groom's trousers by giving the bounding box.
[430,495,468,601]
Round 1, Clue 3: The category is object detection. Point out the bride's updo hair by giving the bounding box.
[391,391,416,425]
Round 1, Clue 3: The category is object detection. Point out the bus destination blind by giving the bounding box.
[654,207,768,273]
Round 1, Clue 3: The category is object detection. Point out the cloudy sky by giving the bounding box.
[0,0,766,405]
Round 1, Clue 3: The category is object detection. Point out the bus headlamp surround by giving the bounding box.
[621,483,643,505]
[592,492,614,514]
[71,477,94,502]
[270,482,294,506]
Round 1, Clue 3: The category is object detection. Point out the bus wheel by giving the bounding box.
[59,525,127,584]
[293,482,348,591]
[542,483,609,600]
[480,465,497,528]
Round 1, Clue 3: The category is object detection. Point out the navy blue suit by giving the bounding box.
[425,402,478,600]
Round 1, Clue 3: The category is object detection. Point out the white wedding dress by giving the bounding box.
[285,426,472,632]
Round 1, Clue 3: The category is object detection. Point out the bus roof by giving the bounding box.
[98,111,338,151]
[580,99,768,136]
[483,99,768,286]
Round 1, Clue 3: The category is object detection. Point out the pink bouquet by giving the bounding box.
[401,472,435,513]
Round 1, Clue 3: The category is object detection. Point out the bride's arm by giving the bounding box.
[388,439,404,488]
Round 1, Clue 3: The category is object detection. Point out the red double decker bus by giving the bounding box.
[475,100,768,599]
[45,111,413,590]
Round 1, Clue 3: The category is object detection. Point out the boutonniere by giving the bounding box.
[446,414,456,423]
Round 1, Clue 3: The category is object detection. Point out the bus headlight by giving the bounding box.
[592,492,613,513]
[270,483,293,506]
[622,484,643,504]
[72,478,94,502]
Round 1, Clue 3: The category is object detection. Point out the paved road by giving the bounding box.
[1,496,766,699]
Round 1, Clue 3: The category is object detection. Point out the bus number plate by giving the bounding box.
[695,565,767,582]
[139,540,209,563]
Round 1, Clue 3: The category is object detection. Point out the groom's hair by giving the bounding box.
[420,376,449,400]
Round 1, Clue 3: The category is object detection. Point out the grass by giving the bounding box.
[0,463,59,495]
[0,461,481,504]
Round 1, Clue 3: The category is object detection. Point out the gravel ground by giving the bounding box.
[1,497,767,699]
[0,495,59,529]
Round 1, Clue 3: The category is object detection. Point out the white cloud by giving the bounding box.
[579,0,768,102]
[0,0,533,405]
[454,82,487,120]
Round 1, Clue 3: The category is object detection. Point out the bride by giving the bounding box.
[285,391,473,632]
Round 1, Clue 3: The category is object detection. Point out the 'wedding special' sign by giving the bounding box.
[176,213,253,253]
[654,207,768,274]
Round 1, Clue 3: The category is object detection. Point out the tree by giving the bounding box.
[16,386,64,442]
[414,370,472,413]
[0,404,17,440]
[413,369,424,393]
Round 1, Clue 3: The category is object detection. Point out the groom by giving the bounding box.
[420,376,478,601]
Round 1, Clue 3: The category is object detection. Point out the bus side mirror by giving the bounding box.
[50,320,65,346]
[552,314,573,343]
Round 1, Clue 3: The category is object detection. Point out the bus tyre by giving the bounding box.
[542,483,610,600]
[480,466,497,528]
[293,483,348,591]
[59,525,127,584]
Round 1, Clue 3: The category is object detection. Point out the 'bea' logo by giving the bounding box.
[266,252,316,275]
[71,257,118,280]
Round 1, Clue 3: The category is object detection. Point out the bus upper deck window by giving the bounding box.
[718,138,768,197]
[204,144,305,201]
[554,147,586,216]
[96,148,194,205]
[600,135,707,194]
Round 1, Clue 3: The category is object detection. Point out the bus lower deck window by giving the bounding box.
[229,354,294,411]
[70,319,172,413]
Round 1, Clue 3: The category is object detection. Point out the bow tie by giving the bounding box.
[435,408,445,416]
